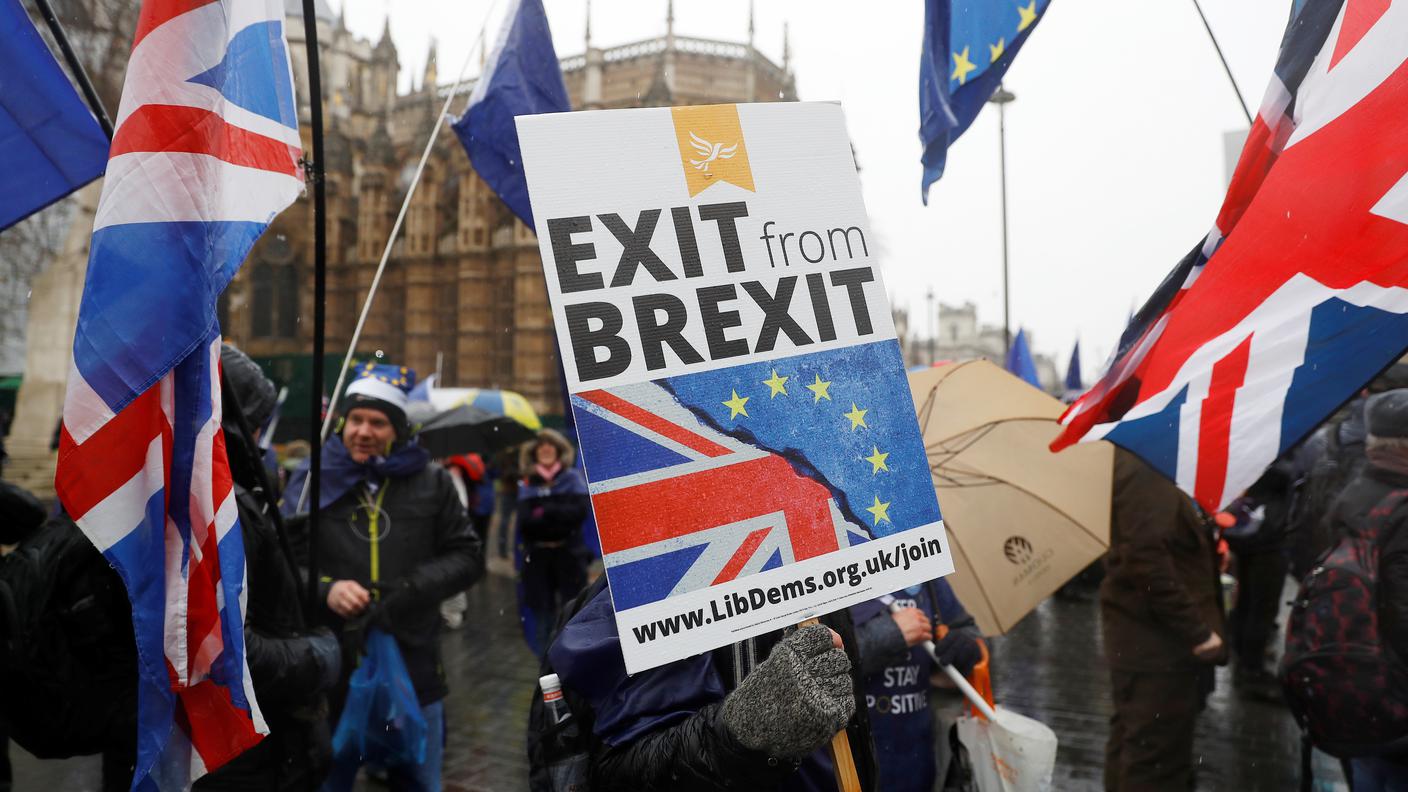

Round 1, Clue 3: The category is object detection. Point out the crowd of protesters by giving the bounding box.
[2,355,1407,791]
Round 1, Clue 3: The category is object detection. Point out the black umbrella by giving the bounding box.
[412,403,535,459]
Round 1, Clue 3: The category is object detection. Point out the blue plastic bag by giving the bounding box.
[331,629,428,766]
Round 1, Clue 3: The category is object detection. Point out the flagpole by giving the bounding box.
[1189,0,1253,126]
[300,0,328,616]
[295,0,501,513]
[989,85,1015,358]
[30,0,114,139]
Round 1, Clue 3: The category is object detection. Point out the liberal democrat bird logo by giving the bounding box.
[688,131,739,174]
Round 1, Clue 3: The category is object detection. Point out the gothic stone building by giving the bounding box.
[224,2,798,419]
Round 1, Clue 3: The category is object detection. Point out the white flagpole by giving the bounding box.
[297,0,503,512]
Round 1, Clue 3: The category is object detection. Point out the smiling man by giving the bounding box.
[283,362,483,791]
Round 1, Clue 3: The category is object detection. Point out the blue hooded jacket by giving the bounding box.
[548,583,875,792]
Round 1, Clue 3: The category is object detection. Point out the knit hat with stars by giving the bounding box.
[343,361,416,438]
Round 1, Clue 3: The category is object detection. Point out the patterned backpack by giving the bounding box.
[1281,488,1408,758]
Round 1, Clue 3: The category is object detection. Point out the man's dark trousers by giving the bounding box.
[1105,669,1208,792]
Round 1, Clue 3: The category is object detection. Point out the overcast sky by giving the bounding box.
[339,0,1288,376]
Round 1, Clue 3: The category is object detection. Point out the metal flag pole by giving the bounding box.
[295,0,501,513]
[989,85,1015,358]
[300,0,329,616]
[1190,0,1253,125]
[30,0,114,139]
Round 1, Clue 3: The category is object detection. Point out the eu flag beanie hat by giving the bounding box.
[344,362,415,438]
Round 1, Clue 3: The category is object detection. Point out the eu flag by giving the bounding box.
[452,0,570,231]
[920,0,1051,201]
[0,0,107,231]
[1005,328,1040,389]
[1063,339,1082,393]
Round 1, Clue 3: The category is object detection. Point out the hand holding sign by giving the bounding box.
[719,624,855,760]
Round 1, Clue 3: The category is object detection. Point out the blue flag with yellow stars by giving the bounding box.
[920,0,1052,201]
[1004,328,1041,389]
[663,340,942,542]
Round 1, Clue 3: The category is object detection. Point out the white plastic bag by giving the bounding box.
[955,707,1058,792]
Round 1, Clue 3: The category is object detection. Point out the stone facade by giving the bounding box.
[226,3,797,417]
[897,300,1061,391]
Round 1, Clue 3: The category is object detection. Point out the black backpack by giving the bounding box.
[0,515,136,758]
[1281,489,1408,758]
[527,575,608,792]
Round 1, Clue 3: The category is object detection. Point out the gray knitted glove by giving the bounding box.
[719,625,857,759]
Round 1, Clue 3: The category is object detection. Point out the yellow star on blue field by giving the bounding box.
[843,402,869,431]
[866,495,892,526]
[951,46,977,85]
[989,37,1006,63]
[763,369,790,398]
[1017,0,1038,32]
[864,446,890,474]
[723,390,749,419]
[806,374,832,403]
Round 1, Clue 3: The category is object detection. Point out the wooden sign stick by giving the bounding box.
[799,617,862,792]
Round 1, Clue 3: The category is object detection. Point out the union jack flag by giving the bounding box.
[1053,0,1408,511]
[573,383,868,612]
[54,1,303,788]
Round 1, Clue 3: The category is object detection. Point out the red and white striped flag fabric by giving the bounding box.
[54,1,304,788]
[1053,0,1408,511]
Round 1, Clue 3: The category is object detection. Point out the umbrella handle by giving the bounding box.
[886,601,999,721]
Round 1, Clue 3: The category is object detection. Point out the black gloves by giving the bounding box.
[306,627,342,693]
[932,630,983,677]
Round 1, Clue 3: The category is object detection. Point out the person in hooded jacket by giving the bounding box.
[191,344,343,791]
[1290,364,1408,577]
[549,580,877,792]
[851,580,983,792]
[282,363,483,791]
[1320,389,1408,790]
[516,429,591,657]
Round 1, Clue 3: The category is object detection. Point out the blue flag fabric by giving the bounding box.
[452,0,569,231]
[1064,339,1082,392]
[919,0,1051,201]
[1005,328,1041,388]
[0,0,107,231]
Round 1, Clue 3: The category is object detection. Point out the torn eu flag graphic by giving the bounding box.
[573,340,940,612]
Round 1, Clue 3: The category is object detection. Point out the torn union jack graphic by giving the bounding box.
[1054,0,1408,511]
[573,383,872,612]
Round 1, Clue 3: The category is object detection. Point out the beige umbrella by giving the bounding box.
[910,360,1113,635]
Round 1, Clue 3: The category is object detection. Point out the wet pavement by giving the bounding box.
[989,587,1304,791]
[10,570,1314,791]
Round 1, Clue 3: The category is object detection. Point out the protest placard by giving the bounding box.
[518,101,952,673]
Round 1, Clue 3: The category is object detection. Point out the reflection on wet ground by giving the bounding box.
[11,573,1315,791]
[991,588,1304,791]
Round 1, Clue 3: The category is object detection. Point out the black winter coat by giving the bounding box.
[313,462,483,705]
[1101,449,1227,672]
[195,485,333,791]
[1323,464,1408,671]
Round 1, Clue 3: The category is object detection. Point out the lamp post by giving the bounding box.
[989,84,1015,358]
[926,288,936,365]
